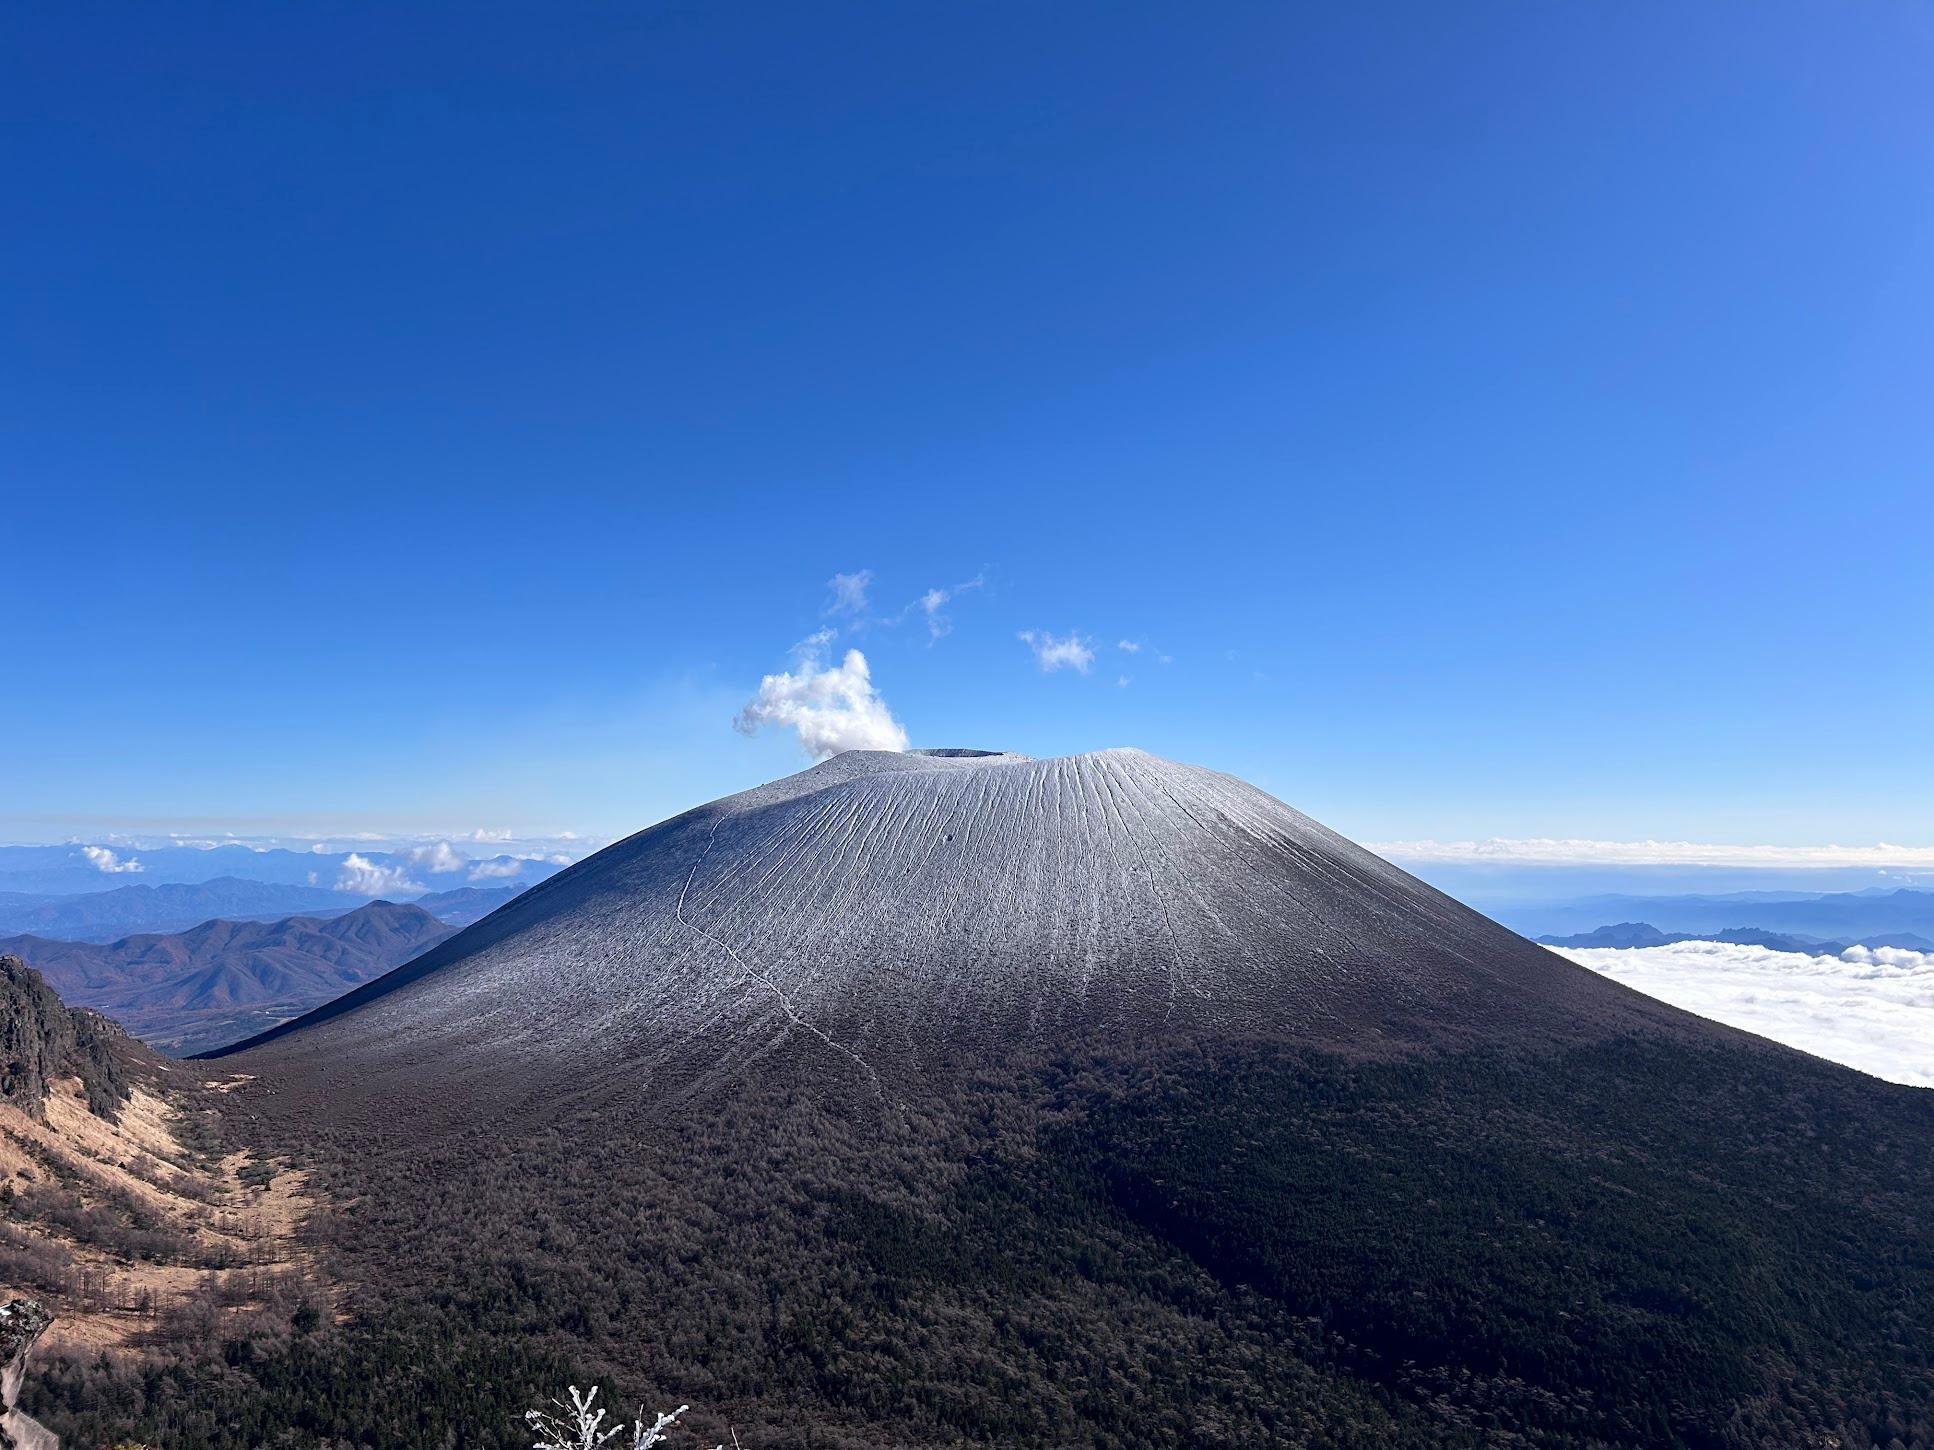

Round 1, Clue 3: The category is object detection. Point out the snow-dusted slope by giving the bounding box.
[219,748,1698,1098]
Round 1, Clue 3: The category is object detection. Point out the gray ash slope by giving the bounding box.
[222,747,1705,1097]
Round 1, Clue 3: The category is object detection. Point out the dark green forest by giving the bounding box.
[24,1034,1934,1448]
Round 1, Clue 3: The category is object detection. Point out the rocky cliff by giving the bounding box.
[0,957,129,1122]
[0,1300,55,1450]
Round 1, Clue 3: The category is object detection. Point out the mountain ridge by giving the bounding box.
[1502,884,1934,941]
[2,899,459,1055]
[0,877,364,942]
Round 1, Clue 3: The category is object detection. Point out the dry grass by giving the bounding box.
[0,1073,322,1356]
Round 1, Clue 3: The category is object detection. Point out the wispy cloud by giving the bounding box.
[1018,629,1095,673]
[823,569,872,617]
[1372,838,1934,868]
[335,853,424,897]
[1117,639,1141,653]
[79,844,142,874]
[735,641,909,760]
[914,573,984,640]
[1553,939,1934,1087]
[27,829,593,860]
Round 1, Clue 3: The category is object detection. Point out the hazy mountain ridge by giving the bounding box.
[0,899,478,1055]
[0,878,365,942]
[411,885,524,927]
[1537,920,1934,954]
[1502,885,1934,942]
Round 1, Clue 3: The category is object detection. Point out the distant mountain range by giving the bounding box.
[0,891,522,1055]
[0,877,527,943]
[1501,885,1934,942]
[1536,920,1934,954]
[410,886,522,927]
[0,878,364,940]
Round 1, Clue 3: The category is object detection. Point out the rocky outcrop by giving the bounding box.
[0,956,129,1123]
[0,1299,56,1449]
[0,960,72,1117]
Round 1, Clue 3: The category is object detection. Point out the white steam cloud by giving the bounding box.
[735,645,909,761]
[1552,939,1934,1087]
[80,845,141,874]
[1018,630,1095,673]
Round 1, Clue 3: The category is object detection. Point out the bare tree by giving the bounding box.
[525,1385,728,1450]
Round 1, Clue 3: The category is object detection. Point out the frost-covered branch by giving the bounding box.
[527,1384,725,1450]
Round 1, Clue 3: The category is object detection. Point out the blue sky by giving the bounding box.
[4,2,1931,853]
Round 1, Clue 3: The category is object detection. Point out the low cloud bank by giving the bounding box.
[1376,837,1934,868]
[1551,939,1934,1087]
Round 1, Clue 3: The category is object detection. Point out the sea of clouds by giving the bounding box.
[1551,939,1934,1088]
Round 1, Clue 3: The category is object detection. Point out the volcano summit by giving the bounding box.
[221,747,1691,1100]
[157,749,1934,1448]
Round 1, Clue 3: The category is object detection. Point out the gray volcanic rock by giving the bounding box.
[218,748,1695,1100]
[0,958,74,1115]
[0,1298,55,1450]
[0,957,130,1121]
